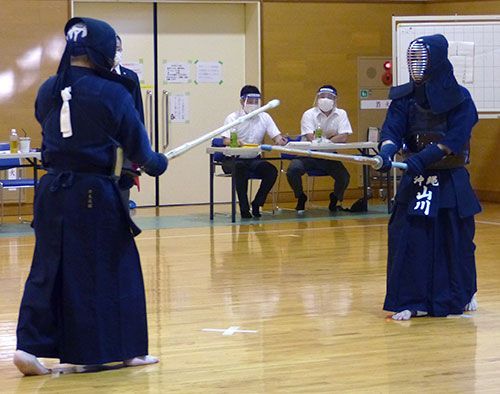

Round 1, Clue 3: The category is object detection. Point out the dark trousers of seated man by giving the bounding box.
[286,157,350,203]
[222,158,278,215]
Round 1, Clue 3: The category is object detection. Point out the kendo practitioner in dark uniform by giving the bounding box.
[13,17,168,375]
[377,34,481,321]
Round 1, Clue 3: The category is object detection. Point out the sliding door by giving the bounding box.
[157,3,251,205]
[73,1,260,207]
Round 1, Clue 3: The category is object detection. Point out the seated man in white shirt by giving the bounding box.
[286,85,353,212]
[221,85,287,219]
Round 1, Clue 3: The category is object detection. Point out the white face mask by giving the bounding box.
[243,103,259,114]
[317,98,335,113]
[113,50,123,68]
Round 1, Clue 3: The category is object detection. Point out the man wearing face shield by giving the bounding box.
[220,85,287,219]
[377,34,481,321]
[286,85,352,212]
[13,17,167,375]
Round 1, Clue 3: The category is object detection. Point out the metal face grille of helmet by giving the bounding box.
[407,39,429,83]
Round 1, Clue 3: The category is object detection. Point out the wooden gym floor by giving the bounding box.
[1,202,500,393]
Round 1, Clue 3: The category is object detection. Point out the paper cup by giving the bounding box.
[19,137,31,153]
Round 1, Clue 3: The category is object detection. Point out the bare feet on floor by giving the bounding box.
[13,350,51,376]
[392,310,428,321]
[464,294,478,311]
[124,355,159,367]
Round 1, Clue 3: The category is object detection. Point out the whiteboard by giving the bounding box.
[393,15,500,115]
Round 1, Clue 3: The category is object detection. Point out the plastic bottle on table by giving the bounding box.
[10,129,19,153]
[314,127,323,141]
[229,129,238,148]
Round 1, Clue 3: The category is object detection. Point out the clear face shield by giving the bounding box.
[314,88,337,113]
[407,39,430,84]
[241,93,261,114]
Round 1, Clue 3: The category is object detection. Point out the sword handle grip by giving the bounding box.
[391,161,408,170]
[372,155,408,171]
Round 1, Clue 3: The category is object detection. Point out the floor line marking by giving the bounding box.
[137,223,388,241]
[476,220,500,226]
[0,223,386,248]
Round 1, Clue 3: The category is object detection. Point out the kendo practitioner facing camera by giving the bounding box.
[378,34,481,321]
[14,17,167,375]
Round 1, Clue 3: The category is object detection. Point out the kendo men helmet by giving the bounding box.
[390,34,464,114]
[407,38,429,83]
[54,17,137,96]
[54,17,136,136]
[63,17,117,71]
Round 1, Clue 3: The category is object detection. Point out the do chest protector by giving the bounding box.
[402,101,469,170]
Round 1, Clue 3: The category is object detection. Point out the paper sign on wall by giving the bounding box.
[195,61,223,84]
[360,100,392,110]
[122,61,144,82]
[169,94,189,123]
[165,62,191,83]
[448,41,474,84]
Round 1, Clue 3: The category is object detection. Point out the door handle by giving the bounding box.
[145,90,153,146]
[162,90,169,151]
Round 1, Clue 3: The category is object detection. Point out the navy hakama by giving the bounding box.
[16,64,164,365]
[384,200,478,316]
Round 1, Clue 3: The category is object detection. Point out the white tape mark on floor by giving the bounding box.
[202,326,258,336]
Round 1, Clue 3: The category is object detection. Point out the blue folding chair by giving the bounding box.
[211,137,228,164]
[0,142,36,223]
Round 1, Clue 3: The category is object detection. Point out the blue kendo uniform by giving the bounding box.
[16,17,167,365]
[379,34,481,317]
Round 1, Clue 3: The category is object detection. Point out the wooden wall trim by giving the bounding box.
[263,0,428,3]
[263,0,498,2]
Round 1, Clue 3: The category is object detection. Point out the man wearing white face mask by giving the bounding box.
[221,85,287,219]
[286,85,352,212]
[113,35,145,208]
[113,36,144,123]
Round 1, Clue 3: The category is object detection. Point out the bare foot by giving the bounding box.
[13,350,51,376]
[124,355,159,367]
[464,294,478,311]
[392,310,428,321]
